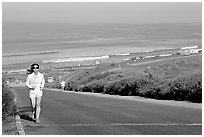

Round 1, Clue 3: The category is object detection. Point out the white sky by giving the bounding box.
[2,2,202,24]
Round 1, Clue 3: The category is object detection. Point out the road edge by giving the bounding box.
[45,88,202,110]
[14,98,26,135]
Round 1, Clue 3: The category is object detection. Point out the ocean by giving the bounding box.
[2,22,202,68]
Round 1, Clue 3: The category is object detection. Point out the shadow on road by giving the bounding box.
[18,106,35,122]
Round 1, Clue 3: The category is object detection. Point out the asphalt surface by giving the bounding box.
[14,86,202,135]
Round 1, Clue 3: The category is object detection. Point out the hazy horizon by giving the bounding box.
[3,2,202,24]
[2,2,202,69]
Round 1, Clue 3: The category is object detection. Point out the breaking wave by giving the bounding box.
[3,51,60,57]
[43,55,110,63]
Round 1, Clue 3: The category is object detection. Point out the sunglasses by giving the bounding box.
[33,66,39,69]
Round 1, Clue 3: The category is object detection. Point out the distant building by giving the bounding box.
[177,48,201,55]
[177,50,190,55]
[159,53,172,57]
[180,46,198,50]
[189,49,199,54]
[178,45,201,55]
[48,77,54,83]
[123,58,129,61]
[95,60,101,65]
[144,55,157,59]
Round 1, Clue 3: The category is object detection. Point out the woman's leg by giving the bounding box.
[30,97,36,119]
[35,96,42,123]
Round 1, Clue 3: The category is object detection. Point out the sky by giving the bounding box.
[2,2,202,24]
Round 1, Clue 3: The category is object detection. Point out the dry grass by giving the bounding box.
[78,55,202,103]
[2,77,18,135]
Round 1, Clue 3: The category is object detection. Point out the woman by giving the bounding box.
[26,63,45,124]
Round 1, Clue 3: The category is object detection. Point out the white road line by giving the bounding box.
[25,123,202,128]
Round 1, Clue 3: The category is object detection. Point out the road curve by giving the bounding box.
[14,86,202,135]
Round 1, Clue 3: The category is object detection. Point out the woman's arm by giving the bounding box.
[40,74,45,89]
[26,75,33,89]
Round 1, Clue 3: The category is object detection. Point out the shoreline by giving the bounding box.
[2,46,200,72]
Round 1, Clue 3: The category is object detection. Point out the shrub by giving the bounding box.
[91,83,104,93]
[102,77,156,96]
[2,80,17,122]
[81,85,92,92]
[74,88,79,92]
[169,73,202,103]
[80,71,201,103]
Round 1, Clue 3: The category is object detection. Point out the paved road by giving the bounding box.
[14,86,202,135]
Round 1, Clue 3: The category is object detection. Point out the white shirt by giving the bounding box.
[26,72,45,92]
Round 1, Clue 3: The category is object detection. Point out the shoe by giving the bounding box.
[31,108,35,120]
[31,114,35,120]
[31,112,35,120]
[35,119,40,124]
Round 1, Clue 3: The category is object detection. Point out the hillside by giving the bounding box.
[65,54,202,103]
[5,51,202,103]
[67,54,201,85]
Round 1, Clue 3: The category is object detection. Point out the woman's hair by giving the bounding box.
[31,63,40,70]
[27,63,40,74]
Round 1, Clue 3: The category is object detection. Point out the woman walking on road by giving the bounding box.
[26,63,45,124]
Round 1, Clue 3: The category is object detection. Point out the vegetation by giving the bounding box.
[168,73,202,103]
[75,56,202,103]
[44,54,202,103]
[2,77,18,135]
[79,73,201,103]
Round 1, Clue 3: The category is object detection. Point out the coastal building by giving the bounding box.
[144,55,157,59]
[180,46,198,50]
[189,49,199,54]
[95,60,101,65]
[123,58,129,61]
[48,77,54,83]
[178,45,201,55]
[177,48,201,55]
[159,53,172,57]
[177,50,190,55]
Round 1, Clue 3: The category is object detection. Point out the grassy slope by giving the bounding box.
[77,55,201,86]
[70,54,202,102]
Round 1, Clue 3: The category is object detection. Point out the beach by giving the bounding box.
[2,23,202,72]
